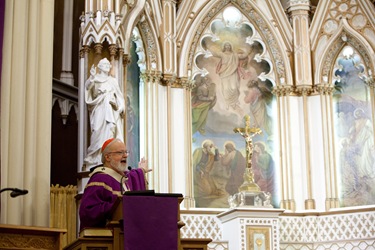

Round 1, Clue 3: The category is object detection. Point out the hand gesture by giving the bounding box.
[139,157,152,173]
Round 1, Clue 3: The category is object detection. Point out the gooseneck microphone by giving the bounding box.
[0,188,29,198]
[120,166,132,195]
[10,188,29,197]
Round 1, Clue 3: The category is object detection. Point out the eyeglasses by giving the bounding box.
[108,150,130,156]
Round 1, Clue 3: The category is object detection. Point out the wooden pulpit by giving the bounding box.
[65,191,184,250]
[65,191,211,250]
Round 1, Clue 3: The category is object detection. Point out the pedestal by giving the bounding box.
[217,208,284,250]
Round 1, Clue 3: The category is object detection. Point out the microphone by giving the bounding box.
[120,166,132,195]
[10,188,28,198]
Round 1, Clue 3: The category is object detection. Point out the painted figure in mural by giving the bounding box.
[348,108,374,179]
[206,41,242,112]
[252,141,277,206]
[338,107,375,206]
[192,76,217,135]
[84,58,125,168]
[339,138,359,198]
[233,115,262,169]
[193,140,220,207]
[220,141,246,195]
[243,80,274,137]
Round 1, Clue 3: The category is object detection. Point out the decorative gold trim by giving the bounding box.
[247,226,271,250]
[85,182,122,197]
[79,45,91,58]
[161,74,177,87]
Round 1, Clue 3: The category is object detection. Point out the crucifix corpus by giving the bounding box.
[233,115,262,192]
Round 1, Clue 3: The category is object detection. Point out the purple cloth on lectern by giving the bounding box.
[123,195,178,250]
[79,168,145,231]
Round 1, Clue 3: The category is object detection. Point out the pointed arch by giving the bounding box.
[317,18,375,83]
[136,14,163,72]
[178,0,292,86]
[121,0,146,55]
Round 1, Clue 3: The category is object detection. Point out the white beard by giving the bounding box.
[110,159,127,172]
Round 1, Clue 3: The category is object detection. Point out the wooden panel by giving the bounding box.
[63,237,113,250]
[0,224,66,250]
[180,238,212,250]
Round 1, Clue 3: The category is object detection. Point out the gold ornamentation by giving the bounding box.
[234,115,262,192]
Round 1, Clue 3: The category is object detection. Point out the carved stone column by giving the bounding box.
[78,45,91,172]
[109,44,118,76]
[162,74,177,193]
[272,85,295,211]
[365,75,375,145]
[315,83,339,210]
[118,48,125,91]
[161,0,177,75]
[296,85,315,210]
[93,43,103,62]
[140,70,163,191]
[287,0,313,87]
[60,0,74,85]
[121,51,129,138]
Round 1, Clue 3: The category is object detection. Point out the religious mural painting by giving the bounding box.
[191,6,279,208]
[333,46,375,207]
[126,41,141,169]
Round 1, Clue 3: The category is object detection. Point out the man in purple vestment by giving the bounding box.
[79,138,152,231]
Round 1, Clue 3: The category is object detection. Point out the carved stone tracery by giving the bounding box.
[139,19,158,70]
[272,85,293,97]
[322,32,373,81]
[140,70,162,83]
[315,84,334,95]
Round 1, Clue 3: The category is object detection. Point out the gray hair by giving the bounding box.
[101,138,122,163]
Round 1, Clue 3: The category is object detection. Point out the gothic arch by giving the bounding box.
[317,18,375,83]
[136,15,162,72]
[178,0,292,87]
[121,0,146,55]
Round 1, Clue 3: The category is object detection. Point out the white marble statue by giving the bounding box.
[84,58,125,168]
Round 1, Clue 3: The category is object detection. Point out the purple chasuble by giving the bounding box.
[79,167,145,231]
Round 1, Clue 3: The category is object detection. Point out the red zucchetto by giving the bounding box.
[101,138,115,152]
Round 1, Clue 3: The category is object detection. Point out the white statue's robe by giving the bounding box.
[84,74,125,168]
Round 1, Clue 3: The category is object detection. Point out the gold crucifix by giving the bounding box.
[233,115,262,192]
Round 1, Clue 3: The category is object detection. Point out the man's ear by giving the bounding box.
[104,153,111,161]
